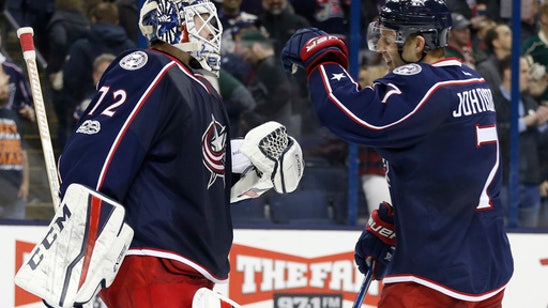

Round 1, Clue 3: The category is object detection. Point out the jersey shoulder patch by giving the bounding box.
[119,50,148,71]
[393,63,422,76]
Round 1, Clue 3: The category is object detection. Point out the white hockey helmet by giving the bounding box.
[139,0,223,76]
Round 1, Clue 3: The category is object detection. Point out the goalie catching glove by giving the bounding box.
[354,201,396,280]
[14,184,133,308]
[230,122,304,203]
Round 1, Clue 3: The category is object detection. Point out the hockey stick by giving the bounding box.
[352,266,374,308]
[16,27,60,208]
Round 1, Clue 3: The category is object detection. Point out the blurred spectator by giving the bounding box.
[0,50,34,123]
[218,0,266,67]
[258,0,309,56]
[240,0,264,16]
[519,0,541,43]
[525,55,548,99]
[471,17,496,64]
[493,55,548,228]
[218,68,256,138]
[522,2,548,105]
[445,0,475,19]
[115,0,140,44]
[446,13,476,69]
[476,23,512,91]
[218,0,260,31]
[6,0,55,59]
[540,127,548,227]
[259,0,311,136]
[46,0,89,86]
[290,0,349,37]
[301,135,348,167]
[220,22,258,88]
[357,65,391,214]
[221,51,253,85]
[236,29,300,138]
[0,69,28,219]
[45,0,89,148]
[446,0,501,23]
[73,53,116,122]
[61,1,135,147]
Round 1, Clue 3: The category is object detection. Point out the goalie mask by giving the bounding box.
[367,0,452,53]
[139,0,223,76]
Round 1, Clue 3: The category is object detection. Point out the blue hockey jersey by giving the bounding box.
[58,48,233,283]
[309,59,513,300]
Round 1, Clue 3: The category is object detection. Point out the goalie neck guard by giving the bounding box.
[139,0,223,76]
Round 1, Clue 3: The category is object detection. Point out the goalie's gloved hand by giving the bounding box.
[354,201,396,280]
[281,27,349,75]
[231,122,304,203]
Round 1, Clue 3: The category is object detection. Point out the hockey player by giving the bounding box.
[13,0,303,307]
[281,0,513,306]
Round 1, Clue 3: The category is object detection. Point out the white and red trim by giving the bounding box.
[383,274,508,302]
[126,248,229,284]
[95,61,176,190]
[317,64,486,131]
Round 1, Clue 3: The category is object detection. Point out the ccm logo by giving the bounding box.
[28,204,72,269]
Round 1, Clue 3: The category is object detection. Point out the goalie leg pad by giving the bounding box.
[14,184,134,308]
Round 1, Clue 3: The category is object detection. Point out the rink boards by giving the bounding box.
[0,225,546,308]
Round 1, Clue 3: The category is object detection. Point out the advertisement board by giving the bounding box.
[1,225,547,307]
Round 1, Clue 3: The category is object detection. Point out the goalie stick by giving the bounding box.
[352,267,373,308]
[17,27,60,208]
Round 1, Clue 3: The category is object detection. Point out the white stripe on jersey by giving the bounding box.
[318,64,486,131]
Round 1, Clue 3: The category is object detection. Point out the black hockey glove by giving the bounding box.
[354,201,396,280]
[281,27,348,75]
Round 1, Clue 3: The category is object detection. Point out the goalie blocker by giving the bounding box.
[14,184,134,308]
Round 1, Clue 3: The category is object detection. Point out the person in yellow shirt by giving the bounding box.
[0,69,29,219]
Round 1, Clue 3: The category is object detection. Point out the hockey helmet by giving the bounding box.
[367,0,452,52]
[139,0,223,76]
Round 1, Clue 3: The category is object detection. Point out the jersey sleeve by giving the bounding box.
[308,63,450,148]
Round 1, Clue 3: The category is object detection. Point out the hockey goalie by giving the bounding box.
[14,0,304,306]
